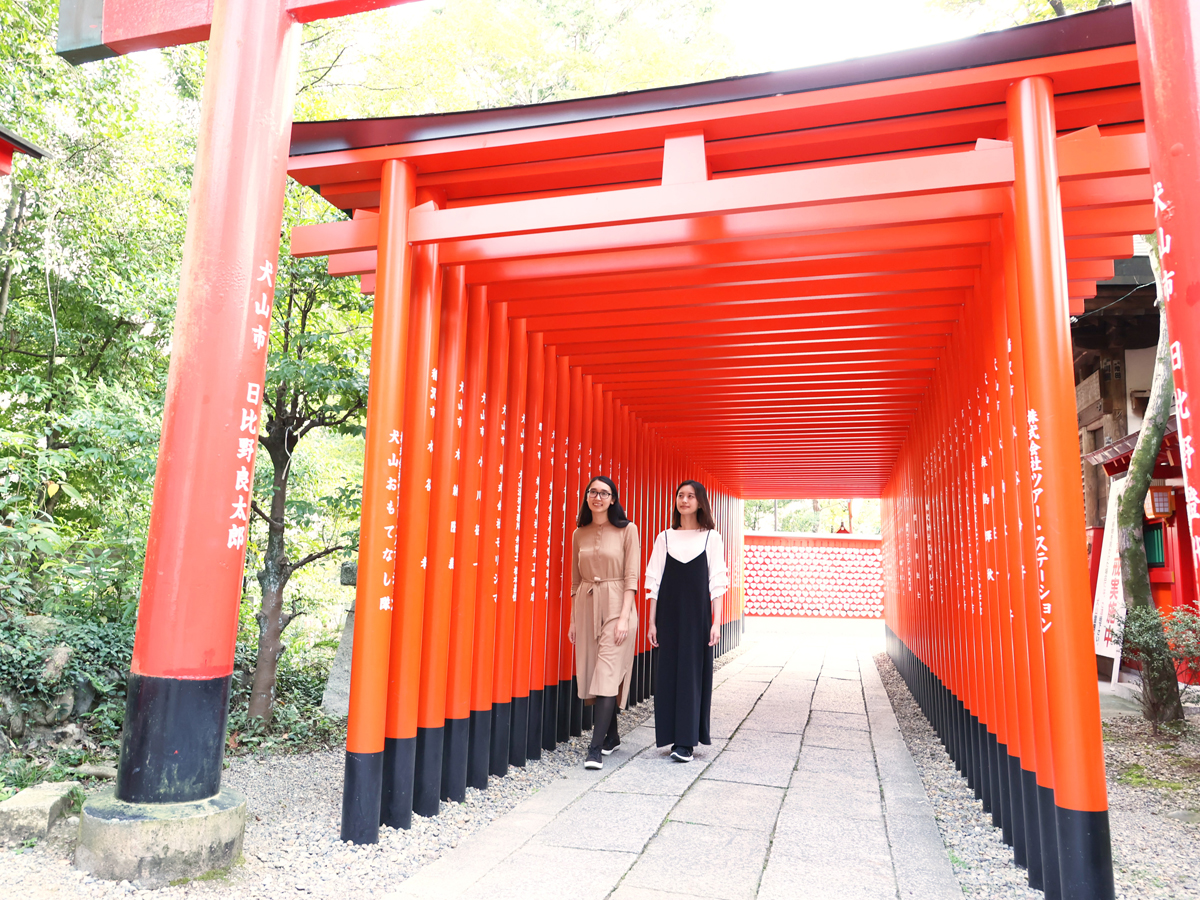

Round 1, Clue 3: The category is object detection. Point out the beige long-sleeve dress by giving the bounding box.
[571,521,640,708]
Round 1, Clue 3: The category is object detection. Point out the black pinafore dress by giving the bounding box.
[654,531,714,749]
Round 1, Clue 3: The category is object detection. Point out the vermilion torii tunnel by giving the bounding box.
[284,8,1162,896]
[60,1,1200,898]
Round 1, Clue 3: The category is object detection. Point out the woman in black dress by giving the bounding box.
[645,480,728,761]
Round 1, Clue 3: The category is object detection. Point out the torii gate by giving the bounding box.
[55,0,416,883]
[52,2,1200,897]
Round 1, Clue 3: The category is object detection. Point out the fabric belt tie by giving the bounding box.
[586,577,626,634]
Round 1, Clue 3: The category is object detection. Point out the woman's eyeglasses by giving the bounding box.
[586,489,612,499]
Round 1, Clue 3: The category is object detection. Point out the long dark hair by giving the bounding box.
[577,475,631,528]
[672,479,717,530]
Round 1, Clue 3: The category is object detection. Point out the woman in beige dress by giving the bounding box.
[569,475,640,770]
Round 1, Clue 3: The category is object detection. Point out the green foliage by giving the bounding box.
[225,614,344,754]
[929,0,1098,30]
[1119,605,1200,725]
[745,499,883,535]
[0,619,133,735]
[292,0,737,121]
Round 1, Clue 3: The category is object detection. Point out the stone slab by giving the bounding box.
[807,708,869,732]
[623,821,770,900]
[466,843,635,900]
[723,728,803,756]
[802,721,873,752]
[535,791,676,853]
[795,744,878,780]
[739,703,810,734]
[759,855,896,900]
[321,607,354,717]
[596,755,712,796]
[0,781,79,841]
[702,748,798,789]
[669,780,784,831]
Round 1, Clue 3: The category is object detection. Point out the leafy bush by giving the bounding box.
[1119,604,1200,723]
[0,618,133,746]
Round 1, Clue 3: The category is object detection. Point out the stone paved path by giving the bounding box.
[388,618,962,900]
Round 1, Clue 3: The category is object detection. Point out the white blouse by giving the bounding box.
[644,528,729,602]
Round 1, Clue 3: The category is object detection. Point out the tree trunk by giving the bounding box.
[247,440,296,724]
[847,499,854,533]
[0,187,28,327]
[1116,241,1183,723]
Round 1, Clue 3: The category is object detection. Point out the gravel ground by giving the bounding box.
[875,653,1200,900]
[1,642,748,897]
[3,708,646,899]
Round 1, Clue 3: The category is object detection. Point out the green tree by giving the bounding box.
[0,0,193,623]
[1116,236,1182,723]
[245,185,370,724]
[292,0,737,121]
[929,0,1103,29]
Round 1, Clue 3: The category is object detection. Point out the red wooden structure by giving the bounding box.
[0,126,45,177]
[287,8,1156,895]
[1085,421,1198,617]
[744,534,883,619]
[53,2,1200,899]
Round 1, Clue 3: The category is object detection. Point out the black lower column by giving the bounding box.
[1037,783,1062,900]
[556,678,572,742]
[1022,768,1044,889]
[508,696,528,767]
[441,716,470,802]
[490,701,511,776]
[467,708,491,789]
[381,735,416,830]
[527,689,544,759]
[541,683,559,751]
[1007,753,1025,863]
[117,672,231,804]
[569,678,583,737]
[1055,806,1113,900]
[341,750,383,844]
[412,725,444,817]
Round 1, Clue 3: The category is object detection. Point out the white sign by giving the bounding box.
[1092,476,1128,683]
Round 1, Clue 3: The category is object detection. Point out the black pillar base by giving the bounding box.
[441,716,470,803]
[1008,753,1026,865]
[1055,806,1114,900]
[1038,782,1062,900]
[412,725,444,818]
[116,673,231,804]
[1022,767,1044,889]
[556,678,572,743]
[508,695,528,768]
[994,737,1009,837]
[569,678,583,737]
[467,709,491,790]
[526,689,543,760]
[581,701,594,732]
[381,735,416,830]
[490,702,511,777]
[541,684,558,751]
[340,749,383,844]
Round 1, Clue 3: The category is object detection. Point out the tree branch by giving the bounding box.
[251,500,282,527]
[288,544,346,574]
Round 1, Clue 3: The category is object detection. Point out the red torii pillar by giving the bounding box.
[1133,0,1200,605]
[54,0,416,855]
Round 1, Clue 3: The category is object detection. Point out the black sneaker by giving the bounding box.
[601,734,621,756]
[670,745,693,762]
[584,747,604,769]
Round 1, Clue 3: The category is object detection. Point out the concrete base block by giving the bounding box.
[0,781,80,841]
[322,607,354,717]
[74,787,247,887]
